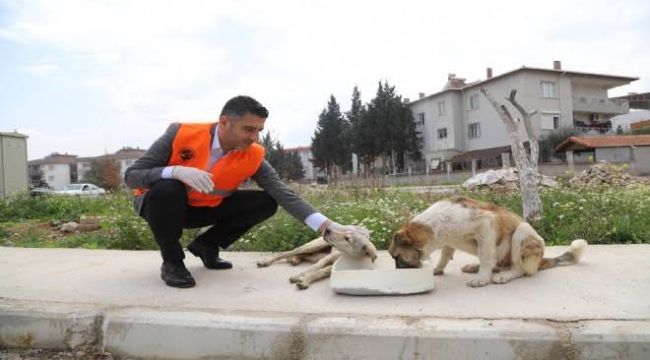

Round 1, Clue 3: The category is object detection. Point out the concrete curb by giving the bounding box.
[2,300,649,360]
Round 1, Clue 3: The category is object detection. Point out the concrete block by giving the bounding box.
[0,302,101,349]
[330,253,434,295]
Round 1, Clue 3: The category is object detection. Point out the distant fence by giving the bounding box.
[336,161,645,187]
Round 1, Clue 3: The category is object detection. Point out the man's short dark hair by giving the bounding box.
[220,95,269,119]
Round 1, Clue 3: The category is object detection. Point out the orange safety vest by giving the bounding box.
[135,123,265,207]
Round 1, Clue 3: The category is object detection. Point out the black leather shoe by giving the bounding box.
[187,241,233,270]
[161,262,196,288]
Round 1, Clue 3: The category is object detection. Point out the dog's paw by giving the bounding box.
[256,261,270,267]
[296,280,310,290]
[289,275,301,283]
[491,273,511,284]
[467,278,490,287]
[288,257,302,266]
[461,264,480,273]
[433,269,444,276]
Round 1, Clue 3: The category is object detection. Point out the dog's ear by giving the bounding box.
[392,231,410,247]
[363,244,378,263]
[402,222,433,248]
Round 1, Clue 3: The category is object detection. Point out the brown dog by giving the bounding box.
[389,196,587,287]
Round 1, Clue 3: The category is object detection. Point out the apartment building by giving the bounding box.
[29,147,146,188]
[408,61,638,171]
[28,153,78,189]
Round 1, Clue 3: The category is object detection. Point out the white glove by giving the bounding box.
[324,221,366,235]
[171,166,214,193]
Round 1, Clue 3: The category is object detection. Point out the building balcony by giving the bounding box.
[572,96,629,114]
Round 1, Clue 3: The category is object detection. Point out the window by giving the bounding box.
[469,94,479,110]
[468,122,481,138]
[541,115,560,130]
[416,113,425,126]
[541,81,558,98]
[416,136,424,150]
[48,175,54,181]
[438,101,446,116]
[437,128,448,139]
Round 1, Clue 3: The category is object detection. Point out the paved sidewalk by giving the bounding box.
[1,245,649,359]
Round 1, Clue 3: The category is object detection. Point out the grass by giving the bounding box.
[1,183,649,252]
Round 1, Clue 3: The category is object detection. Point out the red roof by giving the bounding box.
[555,135,650,152]
[631,119,650,130]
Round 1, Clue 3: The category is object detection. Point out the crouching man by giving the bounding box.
[125,95,361,288]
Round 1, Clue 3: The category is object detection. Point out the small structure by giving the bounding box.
[0,131,29,200]
[555,135,650,174]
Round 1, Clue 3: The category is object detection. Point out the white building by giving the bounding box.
[29,147,146,188]
[28,153,78,189]
[408,61,637,171]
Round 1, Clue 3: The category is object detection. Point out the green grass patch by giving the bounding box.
[2,184,649,251]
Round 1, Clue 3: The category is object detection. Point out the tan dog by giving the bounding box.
[257,225,378,289]
[389,196,587,287]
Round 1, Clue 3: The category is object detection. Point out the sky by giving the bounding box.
[1,0,648,160]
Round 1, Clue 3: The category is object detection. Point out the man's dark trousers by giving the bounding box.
[141,179,278,263]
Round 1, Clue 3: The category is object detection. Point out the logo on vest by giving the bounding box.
[179,147,196,161]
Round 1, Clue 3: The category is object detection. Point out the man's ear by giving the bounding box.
[218,115,229,127]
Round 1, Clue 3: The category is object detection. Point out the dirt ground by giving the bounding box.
[0,346,123,360]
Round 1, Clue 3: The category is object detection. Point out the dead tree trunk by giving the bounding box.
[480,88,543,221]
[506,90,539,175]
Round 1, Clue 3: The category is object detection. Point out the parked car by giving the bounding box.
[54,183,107,197]
[29,186,55,197]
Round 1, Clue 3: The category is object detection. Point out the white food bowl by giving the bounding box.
[330,252,435,296]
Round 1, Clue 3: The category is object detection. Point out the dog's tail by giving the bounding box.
[539,239,587,270]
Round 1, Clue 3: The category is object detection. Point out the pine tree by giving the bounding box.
[360,81,421,173]
[284,151,306,180]
[311,95,352,180]
[83,160,104,187]
[346,86,365,174]
[260,131,305,181]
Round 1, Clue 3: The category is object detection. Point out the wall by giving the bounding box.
[633,147,650,175]
[596,147,632,163]
[43,164,71,189]
[462,74,527,151]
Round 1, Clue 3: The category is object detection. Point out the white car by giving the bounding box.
[55,183,107,196]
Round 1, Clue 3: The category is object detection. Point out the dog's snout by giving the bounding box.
[394,255,417,269]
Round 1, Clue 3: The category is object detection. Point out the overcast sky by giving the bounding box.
[1,0,648,160]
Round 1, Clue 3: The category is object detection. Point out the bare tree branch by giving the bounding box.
[506,89,540,172]
[480,87,543,221]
